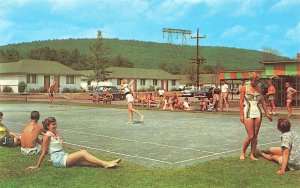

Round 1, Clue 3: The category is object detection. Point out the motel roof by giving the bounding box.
[79,67,180,80]
[0,59,81,76]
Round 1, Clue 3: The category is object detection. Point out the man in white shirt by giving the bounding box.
[158,88,165,97]
[220,80,229,111]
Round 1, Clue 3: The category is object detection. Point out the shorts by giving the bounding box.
[51,150,68,168]
[268,95,275,101]
[21,144,42,155]
[278,156,300,171]
[126,93,134,103]
[0,135,14,147]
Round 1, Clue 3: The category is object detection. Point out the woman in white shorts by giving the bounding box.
[121,80,143,124]
[27,117,121,169]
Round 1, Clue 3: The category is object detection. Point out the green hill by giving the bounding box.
[0,38,288,71]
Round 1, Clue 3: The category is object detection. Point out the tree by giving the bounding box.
[0,48,21,62]
[89,31,111,85]
[261,47,282,61]
[185,63,197,85]
[28,46,57,61]
[112,55,133,68]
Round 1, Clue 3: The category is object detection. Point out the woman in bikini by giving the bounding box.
[239,72,272,161]
[285,82,297,117]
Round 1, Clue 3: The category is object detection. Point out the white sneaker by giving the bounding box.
[140,115,144,122]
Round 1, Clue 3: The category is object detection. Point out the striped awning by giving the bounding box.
[264,62,300,76]
[218,70,266,80]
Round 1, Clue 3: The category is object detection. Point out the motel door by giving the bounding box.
[133,79,137,91]
[161,80,164,90]
[44,75,50,90]
[54,76,60,93]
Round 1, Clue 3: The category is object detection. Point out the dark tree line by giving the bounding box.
[0,48,21,62]
[0,46,134,70]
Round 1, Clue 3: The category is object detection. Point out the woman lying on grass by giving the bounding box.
[256,118,300,175]
[27,117,121,170]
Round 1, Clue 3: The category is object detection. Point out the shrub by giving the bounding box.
[148,86,156,91]
[137,88,147,92]
[18,81,26,93]
[62,87,71,93]
[2,86,13,93]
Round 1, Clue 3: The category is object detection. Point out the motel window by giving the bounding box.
[172,80,176,86]
[153,79,157,86]
[141,79,146,85]
[117,78,122,85]
[66,76,75,84]
[27,74,37,84]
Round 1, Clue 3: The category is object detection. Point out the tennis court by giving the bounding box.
[1,103,299,168]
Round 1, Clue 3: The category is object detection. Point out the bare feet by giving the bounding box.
[139,115,144,122]
[239,153,246,160]
[249,154,258,161]
[104,159,121,169]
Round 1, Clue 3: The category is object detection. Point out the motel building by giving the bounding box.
[0,59,82,93]
[79,67,180,92]
[218,53,300,107]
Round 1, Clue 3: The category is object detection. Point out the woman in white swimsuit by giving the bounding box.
[285,82,297,117]
[121,80,143,124]
[239,72,272,161]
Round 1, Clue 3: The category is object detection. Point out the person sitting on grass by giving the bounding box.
[207,98,216,112]
[27,117,121,170]
[256,118,300,175]
[148,93,156,107]
[183,97,193,111]
[20,111,45,155]
[162,96,173,111]
[0,112,20,147]
[199,98,207,112]
[142,93,150,107]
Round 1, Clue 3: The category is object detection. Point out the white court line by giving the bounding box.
[59,128,215,154]
[63,141,173,165]
[173,140,281,164]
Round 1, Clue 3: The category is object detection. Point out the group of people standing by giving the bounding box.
[238,72,300,174]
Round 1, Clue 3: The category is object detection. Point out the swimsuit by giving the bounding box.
[244,85,262,119]
[21,144,42,155]
[286,87,294,101]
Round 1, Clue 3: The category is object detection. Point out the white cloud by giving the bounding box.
[234,0,263,16]
[221,25,246,38]
[270,0,300,12]
[286,22,300,43]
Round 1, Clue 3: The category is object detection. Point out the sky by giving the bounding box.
[0,0,299,58]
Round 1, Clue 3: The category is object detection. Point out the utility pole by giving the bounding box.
[191,28,206,89]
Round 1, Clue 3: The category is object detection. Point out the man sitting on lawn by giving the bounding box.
[20,111,45,155]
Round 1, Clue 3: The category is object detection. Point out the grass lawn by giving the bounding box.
[1,147,300,188]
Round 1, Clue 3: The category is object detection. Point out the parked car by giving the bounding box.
[194,86,214,100]
[181,86,200,97]
[91,86,126,101]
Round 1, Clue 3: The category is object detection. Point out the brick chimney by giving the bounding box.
[297,53,300,59]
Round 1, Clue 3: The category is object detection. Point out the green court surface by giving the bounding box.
[1,103,299,168]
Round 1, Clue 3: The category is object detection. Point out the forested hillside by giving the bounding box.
[0,38,288,73]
